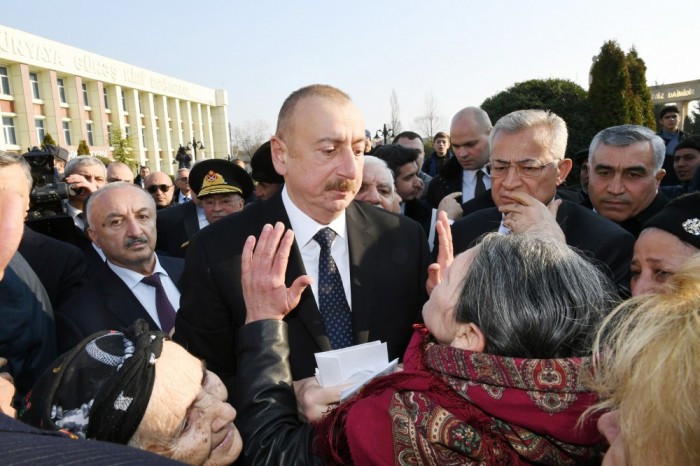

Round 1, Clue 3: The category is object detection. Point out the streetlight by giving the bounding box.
[375,124,394,145]
[186,137,205,159]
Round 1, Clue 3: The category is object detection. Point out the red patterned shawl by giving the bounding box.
[314,326,602,465]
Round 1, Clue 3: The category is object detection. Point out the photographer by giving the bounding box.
[63,156,106,232]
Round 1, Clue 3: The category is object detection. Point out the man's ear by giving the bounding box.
[451,322,486,352]
[270,136,289,177]
[87,227,99,246]
[555,158,572,186]
[655,168,666,186]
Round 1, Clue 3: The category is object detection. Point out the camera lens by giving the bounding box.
[69,184,84,196]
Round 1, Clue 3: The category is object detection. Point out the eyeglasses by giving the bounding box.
[147,184,172,193]
[177,177,188,182]
[485,161,555,178]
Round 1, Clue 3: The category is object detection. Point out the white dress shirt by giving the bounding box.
[282,186,352,310]
[107,257,180,330]
[65,202,85,231]
[461,168,491,202]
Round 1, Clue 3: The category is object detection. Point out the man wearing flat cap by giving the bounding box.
[250,141,284,202]
[189,158,253,224]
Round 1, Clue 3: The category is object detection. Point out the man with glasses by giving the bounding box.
[451,109,634,293]
[588,125,668,237]
[656,105,688,185]
[144,171,175,209]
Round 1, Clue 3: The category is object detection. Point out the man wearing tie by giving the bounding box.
[174,84,430,401]
[55,183,183,353]
[426,107,492,208]
[451,109,634,294]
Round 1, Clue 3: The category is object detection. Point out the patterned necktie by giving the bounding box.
[475,170,486,197]
[141,273,176,333]
[313,227,352,349]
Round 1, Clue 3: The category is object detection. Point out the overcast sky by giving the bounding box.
[3,0,699,136]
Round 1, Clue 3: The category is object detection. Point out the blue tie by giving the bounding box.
[313,227,352,349]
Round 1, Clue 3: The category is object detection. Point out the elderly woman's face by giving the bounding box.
[422,248,476,346]
[631,228,699,296]
[134,341,242,465]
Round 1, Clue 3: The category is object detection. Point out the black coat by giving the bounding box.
[173,191,430,396]
[452,200,635,293]
[55,255,184,353]
[155,200,200,258]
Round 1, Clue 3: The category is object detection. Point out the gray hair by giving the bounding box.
[85,182,155,229]
[363,156,395,193]
[457,233,617,358]
[490,109,568,160]
[588,125,665,172]
[65,156,107,178]
[0,151,33,192]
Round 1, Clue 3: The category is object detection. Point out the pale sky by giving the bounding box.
[3,0,699,137]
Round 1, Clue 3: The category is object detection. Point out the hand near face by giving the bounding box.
[427,210,454,295]
[293,376,344,423]
[242,222,313,323]
[498,191,565,243]
[64,173,100,198]
[0,357,16,418]
[437,192,463,220]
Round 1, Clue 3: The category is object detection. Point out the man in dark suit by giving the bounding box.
[133,165,149,188]
[174,85,429,402]
[18,225,86,310]
[155,195,201,257]
[426,107,492,208]
[451,109,634,293]
[56,183,183,353]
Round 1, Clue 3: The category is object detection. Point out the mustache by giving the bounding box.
[124,236,149,247]
[324,179,357,192]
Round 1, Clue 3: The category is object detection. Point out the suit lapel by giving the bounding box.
[99,264,159,330]
[345,202,378,345]
[183,202,200,239]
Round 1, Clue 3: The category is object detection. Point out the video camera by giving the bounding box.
[22,145,76,242]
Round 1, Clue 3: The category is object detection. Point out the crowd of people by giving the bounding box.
[0,84,698,465]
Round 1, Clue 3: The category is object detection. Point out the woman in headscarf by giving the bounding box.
[589,254,700,466]
[19,321,242,465]
[631,192,700,295]
[235,220,617,465]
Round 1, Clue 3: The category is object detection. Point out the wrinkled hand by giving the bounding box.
[0,357,16,418]
[427,210,454,295]
[498,191,565,243]
[437,192,463,220]
[293,376,343,423]
[242,222,312,324]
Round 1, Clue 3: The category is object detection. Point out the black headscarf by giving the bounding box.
[19,320,165,444]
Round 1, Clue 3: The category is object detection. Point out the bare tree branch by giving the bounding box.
[413,93,442,138]
[231,121,270,161]
[390,89,402,133]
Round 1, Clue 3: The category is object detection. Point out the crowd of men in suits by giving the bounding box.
[0,83,699,460]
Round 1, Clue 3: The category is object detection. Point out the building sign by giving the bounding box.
[0,24,217,105]
[649,80,700,104]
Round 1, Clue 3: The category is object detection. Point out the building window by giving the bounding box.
[141,127,146,147]
[124,125,130,139]
[138,94,143,114]
[0,66,10,95]
[2,117,17,145]
[103,87,109,109]
[107,124,112,144]
[29,72,40,99]
[82,83,89,107]
[62,121,72,145]
[87,122,94,146]
[57,77,66,103]
[121,89,127,112]
[35,118,45,141]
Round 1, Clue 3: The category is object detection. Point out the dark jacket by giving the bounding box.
[452,200,635,294]
[615,191,668,238]
[657,129,690,186]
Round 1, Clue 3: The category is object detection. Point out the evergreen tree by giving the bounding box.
[42,133,56,147]
[109,128,137,168]
[481,78,593,154]
[76,139,90,155]
[588,40,632,133]
[626,48,656,129]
